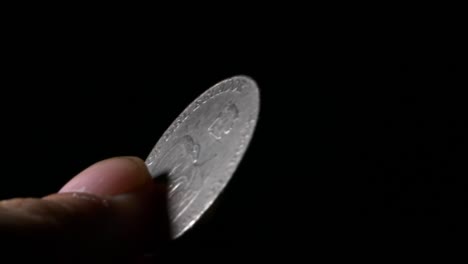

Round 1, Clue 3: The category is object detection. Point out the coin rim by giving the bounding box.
[145,75,260,238]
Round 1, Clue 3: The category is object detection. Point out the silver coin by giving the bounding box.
[145,76,260,238]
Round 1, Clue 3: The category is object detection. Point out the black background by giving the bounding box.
[0,15,466,259]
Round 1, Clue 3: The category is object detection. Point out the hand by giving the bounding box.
[0,157,169,263]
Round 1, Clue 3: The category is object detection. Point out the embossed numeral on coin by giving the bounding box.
[144,76,259,238]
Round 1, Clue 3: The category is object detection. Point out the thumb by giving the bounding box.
[0,157,169,263]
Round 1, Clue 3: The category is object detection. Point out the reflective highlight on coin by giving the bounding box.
[145,76,260,238]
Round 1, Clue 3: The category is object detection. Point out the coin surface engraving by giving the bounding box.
[145,76,260,238]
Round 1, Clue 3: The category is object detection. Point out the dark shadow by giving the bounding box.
[141,172,172,261]
[152,172,172,244]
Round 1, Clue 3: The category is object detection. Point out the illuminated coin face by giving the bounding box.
[145,76,260,238]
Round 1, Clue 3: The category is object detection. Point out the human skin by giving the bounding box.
[0,156,168,263]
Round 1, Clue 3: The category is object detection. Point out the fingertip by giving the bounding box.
[59,156,152,196]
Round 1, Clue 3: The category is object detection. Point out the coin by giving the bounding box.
[145,76,260,238]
